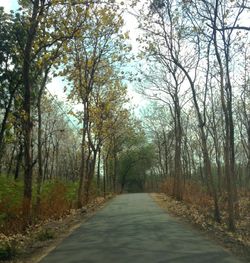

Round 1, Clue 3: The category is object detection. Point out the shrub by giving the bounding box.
[161,178,212,210]
[36,229,54,241]
[0,235,19,261]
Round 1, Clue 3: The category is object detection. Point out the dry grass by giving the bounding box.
[0,194,109,262]
[0,180,102,236]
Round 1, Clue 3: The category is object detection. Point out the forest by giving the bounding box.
[0,0,249,261]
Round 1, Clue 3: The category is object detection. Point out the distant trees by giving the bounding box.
[118,135,155,193]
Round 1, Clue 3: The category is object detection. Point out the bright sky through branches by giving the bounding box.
[0,0,18,12]
[0,0,147,114]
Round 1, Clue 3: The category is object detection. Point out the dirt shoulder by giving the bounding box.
[151,193,250,263]
[3,196,113,263]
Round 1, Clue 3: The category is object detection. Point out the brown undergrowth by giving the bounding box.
[0,180,78,235]
[153,179,250,262]
[0,177,114,261]
[0,195,112,262]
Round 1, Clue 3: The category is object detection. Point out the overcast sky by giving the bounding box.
[0,0,19,12]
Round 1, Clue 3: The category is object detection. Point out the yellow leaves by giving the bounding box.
[74,29,82,38]
[43,53,51,61]
[124,31,130,40]
[68,110,77,118]
[86,59,94,69]
[6,112,15,125]
[33,43,39,53]
[75,6,83,14]
[101,14,111,25]
[20,110,28,121]
[61,55,68,64]
[51,0,60,4]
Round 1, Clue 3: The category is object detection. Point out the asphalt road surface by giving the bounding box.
[40,193,241,263]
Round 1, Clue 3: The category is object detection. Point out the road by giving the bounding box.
[40,193,241,263]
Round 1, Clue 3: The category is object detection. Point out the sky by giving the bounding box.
[0,0,147,115]
[0,0,18,12]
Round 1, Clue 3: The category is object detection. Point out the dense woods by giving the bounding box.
[0,0,154,235]
[136,0,250,233]
[0,0,249,259]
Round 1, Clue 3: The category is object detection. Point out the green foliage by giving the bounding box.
[0,177,23,208]
[38,180,78,202]
[118,134,155,193]
[64,181,79,202]
[0,244,16,261]
[36,229,55,241]
[0,238,18,261]
[0,177,79,234]
[0,177,78,211]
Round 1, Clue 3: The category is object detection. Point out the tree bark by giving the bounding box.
[212,0,236,230]
[14,142,23,180]
[36,68,49,212]
[22,0,42,224]
[0,88,16,172]
[97,147,101,191]
[77,102,88,208]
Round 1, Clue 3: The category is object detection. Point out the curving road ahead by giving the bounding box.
[40,193,241,263]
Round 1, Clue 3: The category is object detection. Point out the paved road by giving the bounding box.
[40,193,241,263]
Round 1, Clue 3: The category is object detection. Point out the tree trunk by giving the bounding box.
[103,156,106,198]
[77,101,88,208]
[15,143,23,180]
[173,99,183,201]
[22,0,41,224]
[113,138,118,193]
[37,99,43,210]
[36,69,49,212]
[247,119,250,185]
[84,149,97,204]
[7,144,16,177]
[0,88,16,172]
[212,0,235,229]
[163,131,169,177]
[97,147,101,191]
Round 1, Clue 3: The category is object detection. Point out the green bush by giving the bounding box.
[37,180,78,203]
[36,229,55,241]
[0,177,23,208]
[0,177,79,233]
[0,240,18,261]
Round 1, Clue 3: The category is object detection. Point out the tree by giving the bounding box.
[18,0,91,220]
[183,0,250,231]
[64,4,130,206]
[0,8,22,173]
[137,0,220,221]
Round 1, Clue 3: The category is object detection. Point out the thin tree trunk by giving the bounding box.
[15,143,23,180]
[84,149,97,203]
[7,144,17,177]
[103,155,107,198]
[22,0,41,223]
[212,0,235,229]
[97,147,101,191]
[77,105,87,208]
[113,138,118,193]
[36,68,49,212]
[0,89,16,172]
